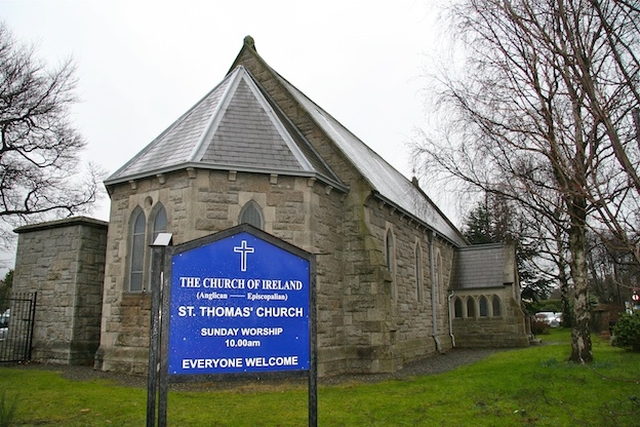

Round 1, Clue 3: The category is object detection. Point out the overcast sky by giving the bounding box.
[1,0,454,270]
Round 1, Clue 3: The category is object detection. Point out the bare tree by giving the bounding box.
[414,0,639,363]
[0,23,99,247]
[587,231,639,304]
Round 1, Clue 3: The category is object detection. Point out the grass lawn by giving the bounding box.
[1,329,639,426]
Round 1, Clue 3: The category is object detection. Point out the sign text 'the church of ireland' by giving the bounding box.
[167,230,311,376]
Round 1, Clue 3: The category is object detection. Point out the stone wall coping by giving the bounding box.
[14,216,109,234]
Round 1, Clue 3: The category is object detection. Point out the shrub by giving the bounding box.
[612,311,640,352]
[531,319,551,335]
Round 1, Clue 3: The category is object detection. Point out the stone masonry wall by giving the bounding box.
[233,45,461,374]
[96,169,347,376]
[452,287,529,348]
[365,198,456,372]
[236,47,404,375]
[97,44,408,377]
[13,217,107,365]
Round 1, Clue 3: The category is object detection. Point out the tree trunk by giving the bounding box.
[568,198,593,363]
[559,263,573,328]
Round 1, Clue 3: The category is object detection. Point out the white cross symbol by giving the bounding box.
[233,240,255,272]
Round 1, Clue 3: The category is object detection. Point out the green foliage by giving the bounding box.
[538,301,562,313]
[0,270,13,312]
[462,196,511,244]
[463,196,553,304]
[526,299,564,316]
[612,311,640,352]
[2,270,12,289]
[1,330,640,426]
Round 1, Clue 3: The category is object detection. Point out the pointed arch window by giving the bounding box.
[385,228,396,300]
[492,295,502,317]
[415,242,423,302]
[146,204,168,292]
[152,204,167,242]
[435,252,443,305]
[386,229,395,273]
[127,203,169,293]
[239,201,263,230]
[454,297,464,318]
[129,208,146,292]
[466,297,476,318]
[479,296,489,317]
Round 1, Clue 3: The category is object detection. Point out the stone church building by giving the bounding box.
[12,37,529,377]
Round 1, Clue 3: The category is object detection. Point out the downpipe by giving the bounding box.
[448,290,456,348]
[430,230,442,353]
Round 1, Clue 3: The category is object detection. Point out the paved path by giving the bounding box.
[321,348,502,385]
[10,347,504,389]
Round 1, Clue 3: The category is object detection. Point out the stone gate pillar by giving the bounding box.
[13,217,108,365]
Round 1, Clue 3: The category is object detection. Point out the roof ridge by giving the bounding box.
[238,68,315,172]
[189,66,245,162]
[105,72,237,185]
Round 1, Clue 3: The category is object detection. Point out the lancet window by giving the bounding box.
[239,200,264,229]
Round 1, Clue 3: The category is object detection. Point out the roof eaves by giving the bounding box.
[14,216,109,234]
[286,82,469,246]
[105,162,350,194]
[370,190,466,247]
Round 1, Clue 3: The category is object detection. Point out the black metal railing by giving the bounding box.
[0,292,37,363]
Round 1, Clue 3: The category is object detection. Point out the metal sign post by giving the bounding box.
[152,225,316,426]
[146,233,172,427]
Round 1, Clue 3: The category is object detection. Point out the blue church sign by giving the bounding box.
[165,225,314,376]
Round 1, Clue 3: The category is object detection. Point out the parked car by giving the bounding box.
[535,311,561,328]
[0,309,9,341]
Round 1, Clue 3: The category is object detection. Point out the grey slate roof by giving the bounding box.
[106,40,466,246]
[105,66,345,191]
[450,243,514,289]
[270,72,467,246]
